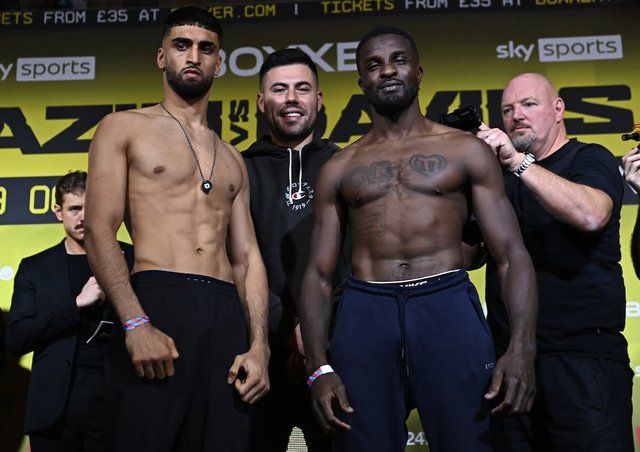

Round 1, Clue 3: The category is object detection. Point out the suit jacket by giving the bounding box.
[0,311,4,374]
[6,239,134,433]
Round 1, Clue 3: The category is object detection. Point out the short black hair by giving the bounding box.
[161,6,223,42]
[55,170,86,206]
[259,48,319,88]
[356,27,419,73]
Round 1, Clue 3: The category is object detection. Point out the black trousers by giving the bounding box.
[249,349,331,452]
[30,367,111,452]
[491,353,634,452]
[107,271,251,452]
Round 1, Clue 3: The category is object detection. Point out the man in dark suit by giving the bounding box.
[7,171,134,452]
[0,309,4,374]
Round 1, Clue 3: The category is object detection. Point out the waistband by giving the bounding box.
[131,270,236,293]
[347,269,468,297]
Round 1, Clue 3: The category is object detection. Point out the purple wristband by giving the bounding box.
[122,315,150,331]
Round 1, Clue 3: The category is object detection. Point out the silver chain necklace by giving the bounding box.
[160,103,216,194]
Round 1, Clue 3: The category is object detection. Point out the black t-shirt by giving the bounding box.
[67,253,106,368]
[485,140,628,361]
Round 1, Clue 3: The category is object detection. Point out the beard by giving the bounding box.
[166,67,214,100]
[271,116,316,144]
[367,82,419,116]
[510,132,536,152]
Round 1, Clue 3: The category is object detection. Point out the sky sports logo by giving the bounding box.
[539,35,623,62]
[16,56,95,81]
[496,35,623,63]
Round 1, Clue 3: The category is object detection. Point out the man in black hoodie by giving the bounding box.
[243,48,347,451]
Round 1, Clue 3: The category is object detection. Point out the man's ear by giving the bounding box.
[214,55,221,77]
[157,48,165,71]
[553,96,565,122]
[257,92,265,114]
[54,204,63,222]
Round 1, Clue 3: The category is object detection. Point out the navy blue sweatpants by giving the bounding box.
[330,270,495,452]
[107,271,251,452]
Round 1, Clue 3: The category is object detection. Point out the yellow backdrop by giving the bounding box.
[1,1,639,450]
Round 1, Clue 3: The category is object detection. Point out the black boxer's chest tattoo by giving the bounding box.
[370,160,393,182]
[344,154,449,237]
[352,200,387,236]
[346,161,393,187]
[346,155,447,187]
[409,154,447,177]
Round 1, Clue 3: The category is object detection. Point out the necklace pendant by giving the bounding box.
[201,180,213,193]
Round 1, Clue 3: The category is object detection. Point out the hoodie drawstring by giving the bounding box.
[287,147,303,202]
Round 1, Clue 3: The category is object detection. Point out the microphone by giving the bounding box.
[621,132,640,141]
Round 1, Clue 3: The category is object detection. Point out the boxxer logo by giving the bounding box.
[496,41,535,62]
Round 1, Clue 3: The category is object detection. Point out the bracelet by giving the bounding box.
[122,315,150,331]
[307,364,334,388]
[514,152,536,178]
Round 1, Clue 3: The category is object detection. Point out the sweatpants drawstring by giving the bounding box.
[396,291,410,376]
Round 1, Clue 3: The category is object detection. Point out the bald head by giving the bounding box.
[501,72,567,157]
[503,73,558,103]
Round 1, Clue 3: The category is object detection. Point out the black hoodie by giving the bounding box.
[243,135,349,344]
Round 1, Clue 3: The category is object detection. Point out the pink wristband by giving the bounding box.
[123,315,150,331]
[307,364,334,388]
